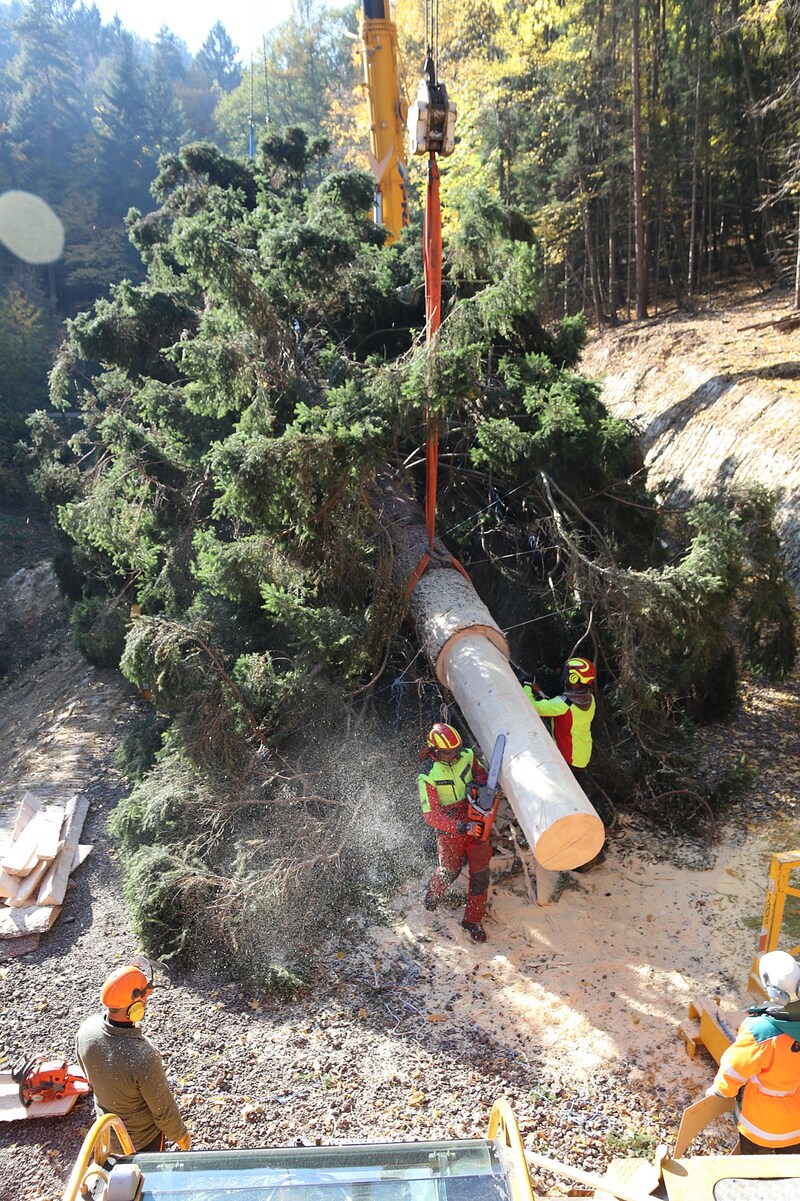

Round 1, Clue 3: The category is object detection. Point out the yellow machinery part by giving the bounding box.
[679,851,800,1064]
[487,1098,535,1201]
[747,850,800,1001]
[62,1112,134,1201]
[360,13,409,243]
[677,995,746,1064]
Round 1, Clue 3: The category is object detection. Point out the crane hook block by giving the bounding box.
[407,74,456,157]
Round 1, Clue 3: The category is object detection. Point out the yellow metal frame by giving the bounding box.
[679,851,800,1064]
[62,1113,134,1201]
[487,1098,535,1201]
[677,995,746,1063]
[360,12,409,243]
[747,850,800,1001]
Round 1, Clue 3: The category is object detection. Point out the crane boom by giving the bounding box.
[360,1,409,243]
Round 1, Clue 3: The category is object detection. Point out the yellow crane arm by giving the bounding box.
[360,1,409,243]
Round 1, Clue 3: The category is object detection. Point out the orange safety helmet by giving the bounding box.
[101,957,153,1019]
[564,657,596,686]
[427,723,463,752]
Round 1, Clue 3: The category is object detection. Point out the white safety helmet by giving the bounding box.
[759,950,800,1006]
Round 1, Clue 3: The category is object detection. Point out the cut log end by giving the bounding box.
[534,812,606,871]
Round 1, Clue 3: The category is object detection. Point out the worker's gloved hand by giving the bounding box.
[456,820,485,838]
[175,1131,192,1151]
[704,1086,723,1099]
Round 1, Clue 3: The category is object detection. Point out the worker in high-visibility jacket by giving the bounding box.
[708,950,800,1153]
[522,657,596,769]
[418,722,490,944]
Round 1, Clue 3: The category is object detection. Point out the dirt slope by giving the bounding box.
[581,290,800,585]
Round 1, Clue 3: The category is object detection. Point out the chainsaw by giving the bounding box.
[11,1055,91,1107]
[466,733,506,841]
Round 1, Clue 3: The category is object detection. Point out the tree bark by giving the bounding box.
[795,204,800,311]
[632,0,648,319]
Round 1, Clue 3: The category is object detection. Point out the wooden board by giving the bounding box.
[34,806,66,862]
[0,868,23,901]
[673,1094,735,1158]
[70,844,93,873]
[0,904,60,938]
[7,855,58,908]
[0,1070,85,1122]
[0,934,40,959]
[37,795,88,907]
[1,808,62,875]
[11,792,41,840]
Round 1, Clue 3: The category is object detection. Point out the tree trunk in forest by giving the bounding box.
[369,471,605,870]
[687,38,702,311]
[580,174,603,328]
[735,29,783,284]
[607,0,619,327]
[631,0,648,319]
[795,205,800,311]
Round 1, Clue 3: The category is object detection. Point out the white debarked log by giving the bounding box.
[372,472,605,870]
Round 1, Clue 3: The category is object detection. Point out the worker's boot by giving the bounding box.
[461,919,486,943]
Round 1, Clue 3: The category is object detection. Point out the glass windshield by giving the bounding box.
[132,1139,509,1201]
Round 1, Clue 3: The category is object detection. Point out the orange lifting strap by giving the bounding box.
[423,153,442,548]
[409,145,472,602]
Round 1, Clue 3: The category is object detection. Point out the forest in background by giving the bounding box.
[1,0,798,985]
[2,0,799,456]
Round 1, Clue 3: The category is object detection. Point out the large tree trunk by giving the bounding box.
[371,471,605,870]
[631,0,648,319]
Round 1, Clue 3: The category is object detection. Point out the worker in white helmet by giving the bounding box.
[708,950,800,1153]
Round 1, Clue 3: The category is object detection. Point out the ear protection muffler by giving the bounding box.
[126,987,150,1024]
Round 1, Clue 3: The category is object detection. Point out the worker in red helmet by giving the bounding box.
[75,957,191,1153]
[522,657,596,769]
[520,656,603,869]
[418,722,491,943]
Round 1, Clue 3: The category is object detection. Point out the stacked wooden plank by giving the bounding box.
[0,792,91,959]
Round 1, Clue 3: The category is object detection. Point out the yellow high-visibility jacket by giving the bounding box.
[524,686,595,768]
[712,1010,800,1147]
[417,750,487,836]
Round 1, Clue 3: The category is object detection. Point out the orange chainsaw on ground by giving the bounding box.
[12,1055,91,1107]
[466,733,505,841]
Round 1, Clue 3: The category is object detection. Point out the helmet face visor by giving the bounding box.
[434,747,460,763]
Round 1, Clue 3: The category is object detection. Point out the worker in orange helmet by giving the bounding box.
[418,722,491,943]
[708,950,800,1153]
[522,657,597,769]
[76,957,191,1153]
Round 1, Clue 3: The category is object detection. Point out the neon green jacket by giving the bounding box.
[524,686,595,768]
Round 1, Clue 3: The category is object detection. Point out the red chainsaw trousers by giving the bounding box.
[427,832,492,922]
